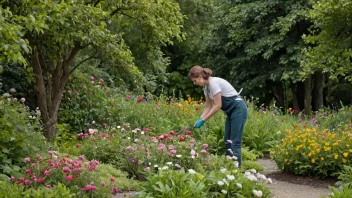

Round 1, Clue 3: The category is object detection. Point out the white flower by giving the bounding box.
[188,169,196,175]
[134,139,139,143]
[132,130,137,133]
[166,162,173,165]
[247,175,257,181]
[117,126,121,129]
[244,171,251,176]
[234,161,239,168]
[236,183,242,188]
[176,155,182,158]
[232,156,238,160]
[127,137,131,140]
[217,181,224,186]
[220,168,227,173]
[267,178,273,184]
[250,169,257,174]
[222,178,229,185]
[253,190,263,197]
[141,131,145,135]
[92,120,95,124]
[221,190,227,194]
[256,173,267,180]
[89,129,95,134]
[161,166,169,170]
[154,164,158,168]
[226,175,235,180]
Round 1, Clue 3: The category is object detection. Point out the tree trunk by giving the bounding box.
[30,41,80,140]
[272,84,284,108]
[313,71,324,111]
[304,75,313,115]
[290,83,299,111]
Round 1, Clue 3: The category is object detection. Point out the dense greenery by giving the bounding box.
[1,0,352,197]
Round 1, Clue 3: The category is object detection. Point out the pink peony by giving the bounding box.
[24,157,30,163]
[37,178,45,184]
[66,175,73,182]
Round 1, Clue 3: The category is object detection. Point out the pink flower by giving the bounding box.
[112,187,118,195]
[31,163,36,167]
[110,177,115,182]
[31,176,37,181]
[144,167,150,171]
[37,178,44,183]
[63,167,71,173]
[99,78,104,83]
[226,140,233,144]
[82,185,97,191]
[9,88,16,93]
[24,157,30,163]
[91,81,95,84]
[202,144,209,149]
[45,185,51,189]
[10,176,15,182]
[20,98,25,103]
[25,169,31,175]
[44,170,50,176]
[201,149,207,154]
[90,76,94,81]
[24,180,31,185]
[101,181,106,187]
[66,175,73,182]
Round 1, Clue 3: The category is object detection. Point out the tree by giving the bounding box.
[202,0,319,112]
[302,0,352,82]
[0,0,184,140]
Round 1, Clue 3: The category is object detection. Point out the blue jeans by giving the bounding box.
[223,99,247,167]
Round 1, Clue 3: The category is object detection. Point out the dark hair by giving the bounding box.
[188,65,212,80]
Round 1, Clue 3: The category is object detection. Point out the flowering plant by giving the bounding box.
[9,152,119,197]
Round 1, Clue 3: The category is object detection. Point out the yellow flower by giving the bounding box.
[334,154,339,159]
[321,157,324,161]
[343,153,348,157]
[270,151,275,155]
[324,147,331,152]
[349,149,352,153]
[343,158,347,163]
[284,158,288,163]
[311,159,316,163]
[332,142,338,147]
[315,148,320,153]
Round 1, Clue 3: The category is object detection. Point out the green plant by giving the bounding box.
[0,181,76,197]
[136,168,208,198]
[9,152,118,197]
[0,94,46,177]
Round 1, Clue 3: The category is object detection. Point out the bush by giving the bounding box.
[9,152,119,197]
[0,93,46,177]
[271,127,352,177]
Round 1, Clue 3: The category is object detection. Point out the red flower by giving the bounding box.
[179,136,185,141]
[76,144,81,148]
[137,97,143,102]
[110,177,115,182]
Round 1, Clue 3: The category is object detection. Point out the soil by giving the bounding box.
[113,158,339,198]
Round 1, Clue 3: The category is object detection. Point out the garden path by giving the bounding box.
[257,158,336,198]
[112,159,337,198]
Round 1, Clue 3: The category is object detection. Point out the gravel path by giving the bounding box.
[257,158,336,198]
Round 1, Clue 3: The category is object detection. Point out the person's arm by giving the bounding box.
[201,92,222,121]
[200,95,212,119]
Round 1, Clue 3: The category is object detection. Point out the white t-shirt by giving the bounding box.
[203,77,238,100]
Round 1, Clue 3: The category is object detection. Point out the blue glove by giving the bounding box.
[194,118,205,128]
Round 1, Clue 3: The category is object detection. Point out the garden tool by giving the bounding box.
[177,125,194,135]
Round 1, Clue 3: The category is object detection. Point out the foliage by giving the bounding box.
[136,167,271,198]
[271,127,352,177]
[136,168,208,198]
[59,75,122,132]
[0,181,76,198]
[328,165,352,198]
[302,0,352,81]
[202,0,310,101]
[94,163,140,191]
[0,93,45,178]
[9,152,118,197]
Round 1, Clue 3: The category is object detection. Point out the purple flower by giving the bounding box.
[311,118,317,125]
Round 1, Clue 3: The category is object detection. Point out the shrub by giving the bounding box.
[9,152,119,197]
[0,93,46,177]
[271,127,352,177]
